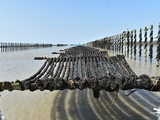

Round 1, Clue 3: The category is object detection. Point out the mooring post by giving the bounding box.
[139,28,142,61]
[156,23,160,67]
[144,27,148,62]
[134,29,137,60]
[149,25,153,63]
[130,30,133,59]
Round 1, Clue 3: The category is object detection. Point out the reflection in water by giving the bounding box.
[126,57,160,76]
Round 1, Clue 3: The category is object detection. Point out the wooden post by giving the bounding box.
[144,27,148,62]
[109,38,111,52]
[122,33,124,55]
[156,23,160,67]
[114,36,116,55]
[111,37,114,54]
[113,36,115,55]
[124,32,127,57]
[111,37,113,53]
[0,42,1,48]
[116,35,118,54]
[149,25,153,63]
[127,31,130,57]
[134,29,137,60]
[117,35,119,54]
[130,30,133,59]
[138,28,142,60]
[120,34,122,54]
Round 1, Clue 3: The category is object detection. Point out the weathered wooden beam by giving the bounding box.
[0,75,159,94]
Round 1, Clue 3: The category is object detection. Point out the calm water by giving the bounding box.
[0,46,70,81]
[0,46,160,120]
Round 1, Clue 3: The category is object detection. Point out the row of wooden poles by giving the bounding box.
[87,24,160,67]
[0,42,52,52]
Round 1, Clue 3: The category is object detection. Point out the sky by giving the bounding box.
[0,0,160,44]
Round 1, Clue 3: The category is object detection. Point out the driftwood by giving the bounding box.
[0,46,160,98]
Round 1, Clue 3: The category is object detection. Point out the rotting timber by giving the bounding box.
[0,46,160,98]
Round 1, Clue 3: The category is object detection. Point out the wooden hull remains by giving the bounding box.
[0,46,159,98]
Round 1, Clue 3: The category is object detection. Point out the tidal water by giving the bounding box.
[0,46,160,120]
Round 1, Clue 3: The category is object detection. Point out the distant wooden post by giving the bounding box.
[156,23,160,67]
[0,42,2,52]
[115,35,117,54]
[116,35,118,54]
[149,25,153,63]
[113,36,115,54]
[117,35,119,54]
[119,34,121,54]
[120,34,122,54]
[127,31,130,57]
[123,31,127,56]
[118,34,120,54]
[114,36,116,55]
[109,37,112,51]
[139,28,142,60]
[130,30,133,59]
[144,27,148,62]
[122,33,125,55]
[134,29,137,60]
[112,36,115,53]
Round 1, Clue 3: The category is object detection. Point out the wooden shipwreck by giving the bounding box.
[0,46,160,98]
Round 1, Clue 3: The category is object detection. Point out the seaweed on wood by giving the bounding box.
[0,46,160,98]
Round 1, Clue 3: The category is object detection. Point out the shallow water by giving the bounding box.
[0,46,69,120]
[0,46,160,120]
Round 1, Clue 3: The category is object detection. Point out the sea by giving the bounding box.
[0,46,160,120]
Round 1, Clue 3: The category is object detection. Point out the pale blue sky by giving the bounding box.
[0,0,160,44]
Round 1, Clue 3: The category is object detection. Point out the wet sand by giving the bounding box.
[48,50,160,120]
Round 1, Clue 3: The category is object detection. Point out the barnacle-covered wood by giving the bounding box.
[0,46,160,98]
